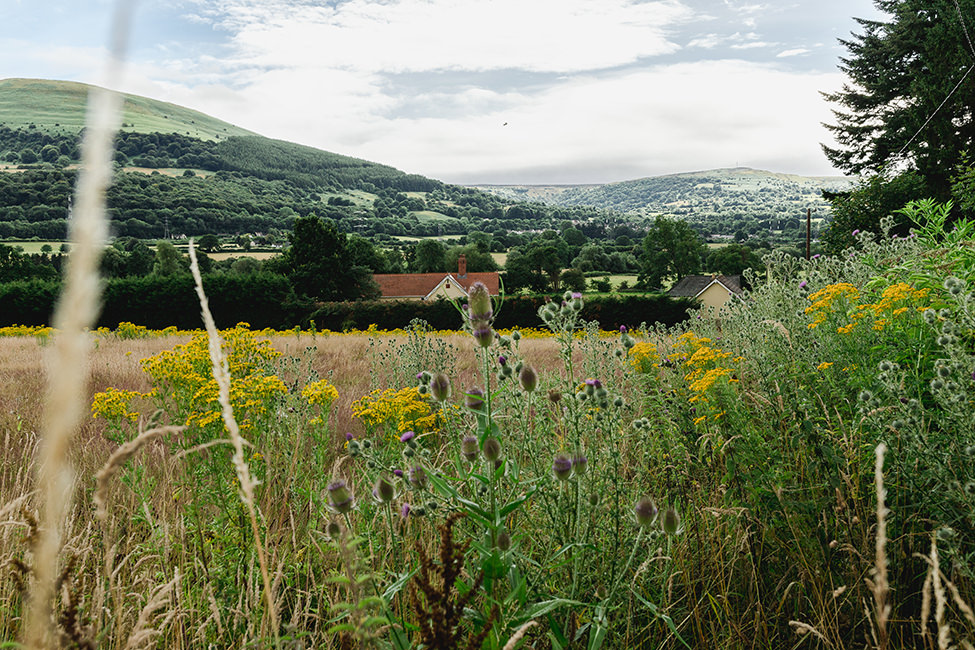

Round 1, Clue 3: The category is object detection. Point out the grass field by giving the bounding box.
[1,240,69,253]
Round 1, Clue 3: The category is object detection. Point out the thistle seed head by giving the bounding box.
[461,435,479,462]
[408,465,428,490]
[552,453,573,481]
[374,476,395,503]
[519,364,538,392]
[327,479,354,514]
[661,506,681,536]
[430,372,451,402]
[634,497,658,528]
[465,386,485,411]
[482,436,502,463]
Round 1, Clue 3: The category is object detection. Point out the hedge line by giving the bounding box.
[309,294,696,332]
[0,277,696,331]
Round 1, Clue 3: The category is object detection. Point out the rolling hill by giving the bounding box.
[0,78,257,140]
[477,167,852,224]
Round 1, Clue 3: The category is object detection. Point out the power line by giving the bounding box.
[952,0,975,60]
[891,62,975,164]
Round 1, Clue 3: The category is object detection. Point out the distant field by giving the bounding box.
[410,210,455,222]
[2,240,68,253]
[491,252,507,266]
[205,251,279,261]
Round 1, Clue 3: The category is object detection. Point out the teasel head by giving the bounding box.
[465,386,485,411]
[408,464,428,490]
[327,479,355,514]
[572,451,588,477]
[552,453,573,481]
[461,435,479,462]
[430,372,451,402]
[496,527,512,551]
[468,282,493,321]
[472,322,495,348]
[373,475,395,503]
[482,436,502,463]
[634,497,658,528]
[661,506,681,536]
[519,364,538,392]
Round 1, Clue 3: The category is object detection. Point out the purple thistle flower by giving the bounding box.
[498,355,507,366]
[799,281,807,289]
[345,432,354,441]
[852,229,860,236]
[571,292,583,299]
[400,430,416,443]
[394,468,404,478]
[400,503,411,519]
[620,325,627,333]
[812,254,820,260]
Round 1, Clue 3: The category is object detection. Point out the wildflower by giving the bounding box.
[400,503,411,519]
[374,476,395,503]
[468,282,493,321]
[472,324,494,348]
[519,364,538,392]
[461,435,479,462]
[408,465,428,490]
[496,528,512,551]
[394,468,404,478]
[482,437,502,463]
[634,497,658,528]
[620,325,627,333]
[799,280,807,289]
[852,229,860,236]
[345,432,354,441]
[400,430,415,443]
[661,507,681,535]
[327,480,354,514]
[465,387,485,411]
[572,451,588,477]
[552,454,573,481]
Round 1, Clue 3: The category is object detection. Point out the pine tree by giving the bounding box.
[822,0,975,198]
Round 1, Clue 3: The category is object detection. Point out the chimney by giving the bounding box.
[458,254,467,277]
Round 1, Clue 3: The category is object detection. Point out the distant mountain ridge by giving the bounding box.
[476,168,852,221]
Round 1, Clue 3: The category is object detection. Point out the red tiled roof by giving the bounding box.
[372,272,500,299]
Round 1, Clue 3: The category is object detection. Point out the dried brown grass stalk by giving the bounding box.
[188,241,280,647]
[92,424,183,522]
[22,3,131,645]
[871,442,890,650]
[121,569,179,650]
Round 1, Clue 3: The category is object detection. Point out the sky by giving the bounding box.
[0,0,886,184]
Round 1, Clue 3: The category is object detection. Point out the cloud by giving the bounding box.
[777,48,810,58]
[185,0,694,74]
[220,59,843,183]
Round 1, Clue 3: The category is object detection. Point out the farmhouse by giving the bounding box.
[372,255,500,301]
[667,274,743,313]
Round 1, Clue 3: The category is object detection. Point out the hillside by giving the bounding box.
[0,79,612,241]
[477,168,852,226]
[0,78,257,140]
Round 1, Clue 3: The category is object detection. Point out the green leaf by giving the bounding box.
[632,591,691,649]
[381,569,416,602]
[510,598,582,626]
[500,489,536,518]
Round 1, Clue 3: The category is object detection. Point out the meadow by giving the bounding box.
[1,200,974,649]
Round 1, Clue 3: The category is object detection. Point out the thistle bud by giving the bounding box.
[461,435,479,462]
[482,436,502,462]
[327,479,355,514]
[572,452,588,477]
[468,282,493,320]
[496,528,512,551]
[511,329,521,341]
[588,493,600,507]
[548,388,562,403]
[553,453,573,481]
[472,323,495,348]
[465,386,485,411]
[374,476,395,503]
[519,364,538,392]
[634,497,657,528]
[408,465,428,490]
[327,520,341,538]
[661,507,681,536]
[430,372,451,402]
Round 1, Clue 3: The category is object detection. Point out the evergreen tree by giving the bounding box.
[822,0,975,199]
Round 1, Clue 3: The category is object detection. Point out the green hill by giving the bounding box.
[0,78,257,140]
[478,168,852,224]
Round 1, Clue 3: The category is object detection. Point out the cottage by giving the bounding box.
[667,274,743,313]
[372,255,500,301]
